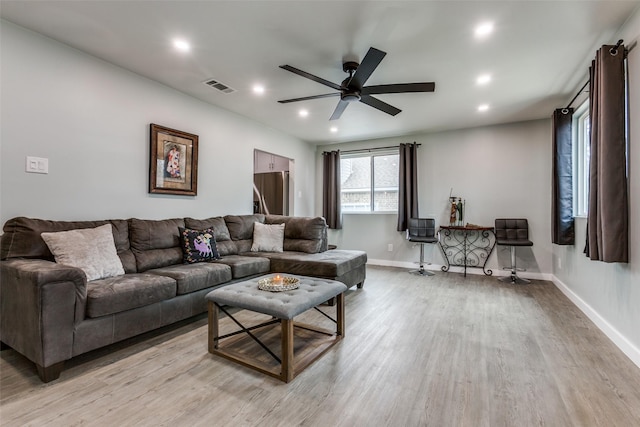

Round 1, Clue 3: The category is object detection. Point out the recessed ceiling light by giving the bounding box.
[475,22,494,38]
[478,104,490,112]
[299,109,309,118]
[252,84,265,95]
[330,126,338,133]
[477,74,491,85]
[173,39,190,52]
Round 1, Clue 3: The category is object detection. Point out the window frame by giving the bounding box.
[340,149,399,214]
[573,100,590,218]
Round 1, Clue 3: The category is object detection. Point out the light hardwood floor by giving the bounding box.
[2,265,640,426]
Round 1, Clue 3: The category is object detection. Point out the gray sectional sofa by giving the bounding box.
[0,214,366,382]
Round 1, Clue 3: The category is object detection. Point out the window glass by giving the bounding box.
[340,151,399,212]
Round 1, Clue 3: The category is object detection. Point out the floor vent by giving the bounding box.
[203,78,236,94]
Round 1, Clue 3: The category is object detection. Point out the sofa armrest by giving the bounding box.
[0,258,87,369]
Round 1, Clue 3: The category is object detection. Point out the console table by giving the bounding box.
[437,226,496,277]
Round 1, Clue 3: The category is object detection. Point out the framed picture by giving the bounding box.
[149,124,198,196]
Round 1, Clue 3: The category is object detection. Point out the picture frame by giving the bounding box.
[149,124,198,196]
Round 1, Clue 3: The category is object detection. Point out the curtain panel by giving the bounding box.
[397,142,419,232]
[322,150,342,229]
[552,108,575,245]
[585,44,628,262]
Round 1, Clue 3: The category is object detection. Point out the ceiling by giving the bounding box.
[1,1,638,144]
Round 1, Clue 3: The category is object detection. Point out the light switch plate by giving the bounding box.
[26,156,49,174]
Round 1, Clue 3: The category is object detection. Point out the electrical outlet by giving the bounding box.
[557,257,562,269]
[387,244,393,252]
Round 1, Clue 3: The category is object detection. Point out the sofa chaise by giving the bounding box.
[0,214,366,382]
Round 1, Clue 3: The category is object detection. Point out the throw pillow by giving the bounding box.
[41,224,125,281]
[251,222,285,252]
[180,227,221,263]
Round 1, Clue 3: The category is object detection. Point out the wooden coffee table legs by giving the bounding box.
[208,292,344,383]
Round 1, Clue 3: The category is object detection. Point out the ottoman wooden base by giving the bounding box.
[206,275,347,383]
[208,294,343,382]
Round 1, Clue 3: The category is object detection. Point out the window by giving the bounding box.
[340,151,399,212]
[573,101,590,217]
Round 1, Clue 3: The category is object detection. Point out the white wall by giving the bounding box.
[553,8,640,367]
[316,118,553,277]
[0,21,316,223]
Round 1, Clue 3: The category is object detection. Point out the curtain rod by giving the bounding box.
[327,143,421,155]
[565,39,635,109]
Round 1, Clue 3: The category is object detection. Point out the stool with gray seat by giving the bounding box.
[494,218,533,284]
[406,218,438,276]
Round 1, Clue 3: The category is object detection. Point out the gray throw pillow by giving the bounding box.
[41,224,125,281]
[251,222,285,252]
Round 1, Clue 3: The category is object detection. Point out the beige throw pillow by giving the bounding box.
[251,222,285,252]
[41,224,125,281]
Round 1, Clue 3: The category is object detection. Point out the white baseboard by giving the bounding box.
[552,276,640,369]
[367,259,552,281]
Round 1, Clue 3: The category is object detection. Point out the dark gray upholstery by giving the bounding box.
[145,262,232,295]
[213,255,270,279]
[406,218,438,276]
[495,219,533,246]
[129,218,185,272]
[407,218,438,243]
[86,273,176,318]
[0,213,366,382]
[495,218,533,284]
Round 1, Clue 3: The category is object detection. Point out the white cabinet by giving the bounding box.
[254,150,289,173]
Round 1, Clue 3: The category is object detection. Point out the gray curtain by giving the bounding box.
[585,44,628,262]
[552,108,575,245]
[397,142,419,231]
[322,150,342,229]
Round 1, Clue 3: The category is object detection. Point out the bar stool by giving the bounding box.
[406,218,438,276]
[494,218,533,284]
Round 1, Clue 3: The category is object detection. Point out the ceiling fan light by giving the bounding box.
[298,109,309,117]
[478,104,490,112]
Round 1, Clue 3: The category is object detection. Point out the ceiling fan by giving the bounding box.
[278,47,435,120]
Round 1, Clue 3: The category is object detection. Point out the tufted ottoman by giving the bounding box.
[205,274,347,382]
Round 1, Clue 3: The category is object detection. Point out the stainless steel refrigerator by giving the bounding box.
[253,171,289,215]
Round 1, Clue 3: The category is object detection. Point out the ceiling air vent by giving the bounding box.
[202,78,236,94]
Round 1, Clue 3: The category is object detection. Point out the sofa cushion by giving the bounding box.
[129,218,185,272]
[266,215,326,253]
[41,224,125,281]
[0,217,136,273]
[213,255,270,279]
[180,227,221,263]
[251,222,285,252]
[246,249,367,278]
[184,217,237,256]
[146,262,232,295]
[86,273,177,318]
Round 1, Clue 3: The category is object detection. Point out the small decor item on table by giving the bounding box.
[258,274,300,292]
[448,190,465,226]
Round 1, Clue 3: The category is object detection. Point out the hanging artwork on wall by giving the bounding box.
[149,124,198,196]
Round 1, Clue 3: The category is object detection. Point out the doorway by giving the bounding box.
[253,150,292,215]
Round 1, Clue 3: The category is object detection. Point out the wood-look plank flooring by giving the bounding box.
[2,265,640,426]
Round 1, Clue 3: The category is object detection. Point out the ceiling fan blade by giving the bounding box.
[278,93,340,104]
[362,82,436,95]
[330,100,349,121]
[279,65,342,91]
[350,47,386,88]
[360,95,401,116]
